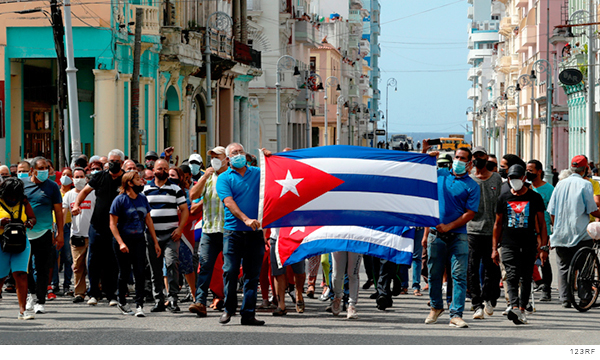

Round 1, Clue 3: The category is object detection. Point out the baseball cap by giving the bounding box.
[437,154,452,164]
[571,155,588,168]
[207,146,226,157]
[189,153,203,165]
[507,164,526,178]
[472,146,487,155]
[145,151,159,160]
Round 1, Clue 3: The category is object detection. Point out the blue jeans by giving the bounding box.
[412,227,424,290]
[52,223,72,288]
[194,232,223,305]
[222,230,265,319]
[427,231,469,319]
[87,223,118,300]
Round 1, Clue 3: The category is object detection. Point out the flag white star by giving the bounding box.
[275,170,304,198]
[289,227,306,235]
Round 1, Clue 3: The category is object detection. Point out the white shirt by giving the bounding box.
[63,188,96,237]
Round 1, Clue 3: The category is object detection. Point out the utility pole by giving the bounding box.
[63,0,82,163]
[50,0,67,168]
[131,8,143,162]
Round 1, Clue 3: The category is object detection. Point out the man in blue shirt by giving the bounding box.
[216,142,265,326]
[23,156,64,315]
[547,155,600,308]
[422,141,480,328]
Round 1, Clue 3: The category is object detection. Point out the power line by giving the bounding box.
[380,0,463,26]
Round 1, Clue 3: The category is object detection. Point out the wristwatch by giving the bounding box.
[540,245,550,252]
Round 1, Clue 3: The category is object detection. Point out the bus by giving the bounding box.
[439,137,471,151]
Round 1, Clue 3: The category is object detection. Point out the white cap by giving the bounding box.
[189,153,203,165]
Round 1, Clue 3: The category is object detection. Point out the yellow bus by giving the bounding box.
[439,138,471,151]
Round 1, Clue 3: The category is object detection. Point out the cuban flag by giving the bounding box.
[181,208,203,253]
[258,145,439,229]
[274,225,416,267]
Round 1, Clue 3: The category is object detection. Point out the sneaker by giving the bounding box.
[26,294,35,311]
[109,299,119,307]
[525,302,534,314]
[166,301,181,313]
[540,293,551,302]
[319,287,331,302]
[331,297,342,316]
[507,308,527,325]
[87,297,98,306]
[135,306,146,317]
[346,305,358,319]
[502,305,511,316]
[117,303,134,315]
[484,301,494,316]
[47,291,56,300]
[34,304,45,314]
[562,300,572,308]
[473,308,485,319]
[18,311,35,320]
[63,287,74,297]
[449,317,469,328]
[73,295,85,303]
[425,308,444,324]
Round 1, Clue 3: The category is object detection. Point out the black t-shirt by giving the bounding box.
[496,187,545,248]
[88,170,123,229]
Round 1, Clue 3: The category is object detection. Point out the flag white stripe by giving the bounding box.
[296,192,439,217]
[302,226,414,253]
[297,158,437,183]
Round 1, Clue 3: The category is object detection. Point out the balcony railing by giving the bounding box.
[520,24,536,48]
[234,41,261,69]
[295,20,318,46]
[207,29,233,59]
[117,3,160,36]
[247,0,261,12]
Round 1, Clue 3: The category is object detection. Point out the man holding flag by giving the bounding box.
[422,140,480,328]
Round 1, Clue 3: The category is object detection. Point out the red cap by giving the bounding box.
[571,155,588,168]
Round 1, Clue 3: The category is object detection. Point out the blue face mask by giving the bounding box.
[91,170,100,175]
[17,173,28,179]
[230,154,246,169]
[36,169,49,182]
[190,163,201,176]
[452,160,467,175]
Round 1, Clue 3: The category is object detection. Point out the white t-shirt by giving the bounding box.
[62,188,96,237]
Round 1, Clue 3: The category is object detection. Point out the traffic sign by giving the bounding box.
[375,129,386,136]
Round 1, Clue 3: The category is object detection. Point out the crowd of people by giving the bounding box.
[0,141,598,328]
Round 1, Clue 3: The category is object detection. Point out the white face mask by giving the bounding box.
[60,175,72,186]
[211,158,222,171]
[509,178,524,191]
[73,178,87,191]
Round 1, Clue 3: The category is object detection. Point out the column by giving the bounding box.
[93,69,119,157]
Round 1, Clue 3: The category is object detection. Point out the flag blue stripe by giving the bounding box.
[284,239,413,266]
[267,210,439,228]
[276,145,436,166]
[330,174,438,200]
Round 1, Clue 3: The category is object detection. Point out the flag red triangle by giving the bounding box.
[262,155,344,227]
[508,201,529,214]
[277,226,322,266]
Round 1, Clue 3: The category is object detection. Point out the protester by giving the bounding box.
[331,250,362,319]
[189,153,204,182]
[55,167,74,296]
[145,151,159,170]
[486,154,498,172]
[109,171,161,317]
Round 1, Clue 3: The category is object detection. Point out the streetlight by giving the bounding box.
[324,76,340,146]
[533,59,554,184]
[304,72,322,148]
[504,86,517,157]
[386,78,397,144]
[205,11,232,151]
[514,83,522,158]
[483,101,493,150]
[336,95,345,145]
[518,71,535,160]
[349,102,361,146]
[275,55,298,152]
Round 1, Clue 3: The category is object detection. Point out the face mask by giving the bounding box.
[499,168,508,179]
[169,178,180,185]
[132,184,144,194]
[190,163,201,176]
[73,178,87,191]
[49,174,56,182]
[526,172,537,182]
[17,173,28,180]
[230,154,246,169]
[473,158,487,170]
[211,158,222,171]
[4,198,18,207]
[146,180,152,185]
[155,171,168,181]
[36,170,49,182]
[247,161,252,167]
[509,178,524,191]
[61,175,73,186]
[91,170,101,175]
[145,160,155,170]
[485,162,497,172]
[452,160,467,175]
[108,161,121,174]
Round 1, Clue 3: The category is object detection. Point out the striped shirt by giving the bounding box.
[143,179,187,238]
[202,173,225,233]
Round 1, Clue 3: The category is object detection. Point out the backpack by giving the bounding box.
[0,201,26,254]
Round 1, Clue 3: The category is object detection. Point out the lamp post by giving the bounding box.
[483,101,493,150]
[533,59,554,183]
[518,71,536,160]
[386,78,397,144]
[336,95,345,145]
[275,55,298,152]
[493,97,503,154]
[304,73,322,148]
[205,11,232,150]
[350,102,361,146]
[515,82,523,158]
[324,76,340,146]
[504,86,517,157]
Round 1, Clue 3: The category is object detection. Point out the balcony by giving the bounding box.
[348,84,359,98]
[467,87,481,100]
[468,67,481,81]
[161,28,204,67]
[348,35,359,49]
[295,20,318,47]
[207,29,233,59]
[359,39,370,56]
[520,24,536,48]
[234,41,261,69]
[468,7,473,20]
[116,3,160,37]
[499,15,518,36]
[468,49,494,65]
[469,31,500,44]
[516,0,529,7]
[349,9,362,23]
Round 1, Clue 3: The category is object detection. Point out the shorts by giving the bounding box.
[270,238,305,277]
[179,241,194,275]
[0,238,31,278]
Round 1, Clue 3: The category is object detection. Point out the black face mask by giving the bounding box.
[108,161,121,174]
[155,171,168,181]
[4,198,18,207]
[132,184,144,194]
[473,158,487,170]
[170,178,180,185]
[499,168,508,179]
[145,160,155,170]
[485,162,497,172]
[526,172,537,182]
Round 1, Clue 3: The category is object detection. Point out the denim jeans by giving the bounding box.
[222,230,265,319]
[146,233,180,303]
[87,223,118,300]
[427,231,469,319]
[52,223,72,289]
[412,228,424,290]
[194,232,223,305]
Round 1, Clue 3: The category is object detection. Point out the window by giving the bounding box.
[310,56,316,72]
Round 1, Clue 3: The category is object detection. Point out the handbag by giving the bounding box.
[71,235,86,247]
[0,201,26,254]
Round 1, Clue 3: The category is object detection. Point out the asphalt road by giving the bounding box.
[1,254,600,346]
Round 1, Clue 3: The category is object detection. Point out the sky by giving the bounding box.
[378,0,469,135]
